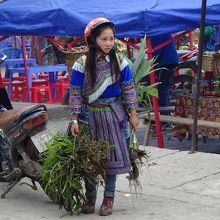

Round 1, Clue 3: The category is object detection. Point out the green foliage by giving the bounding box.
[125,37,158,111]
[40,130,113,215]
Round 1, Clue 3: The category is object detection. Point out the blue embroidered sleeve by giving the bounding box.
[69,62,85,115]
[120,57,137,110]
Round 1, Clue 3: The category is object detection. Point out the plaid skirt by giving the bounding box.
[79,101,131,175]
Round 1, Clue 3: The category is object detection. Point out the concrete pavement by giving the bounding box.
[0,146,220,220]
[0,101,218,219]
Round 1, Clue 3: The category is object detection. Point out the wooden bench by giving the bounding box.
[138,112,220,145]
[139,113,220,128]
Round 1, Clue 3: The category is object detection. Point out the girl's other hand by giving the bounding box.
[129,114,139,131]
[71,122,79,136]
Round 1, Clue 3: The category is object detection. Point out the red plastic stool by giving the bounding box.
[50,83,69,103]
[39,74,49,80]
[32,79,49,87]
[2,78,9,87]
[29,86,52,104]
[12,76,26,82]
[58,76,70,84]
[11,81,27,102]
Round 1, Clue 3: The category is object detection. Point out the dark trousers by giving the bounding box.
[157,64,177,110]
[85,174,117,198]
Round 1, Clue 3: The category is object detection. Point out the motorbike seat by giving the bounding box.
[0,106,34,129]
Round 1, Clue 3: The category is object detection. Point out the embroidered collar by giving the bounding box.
[96,53,110,62]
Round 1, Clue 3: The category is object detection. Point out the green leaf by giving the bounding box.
[131,36,147,73]
[135,59,153,83]
[146,87,158,97]
[129,35,158,111]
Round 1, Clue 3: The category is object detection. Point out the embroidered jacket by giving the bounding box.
[69,53,137,115]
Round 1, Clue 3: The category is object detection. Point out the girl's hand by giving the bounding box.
[71,122,79,136]
[129,114,139,131]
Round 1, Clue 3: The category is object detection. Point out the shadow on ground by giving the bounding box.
[136,127,220,155]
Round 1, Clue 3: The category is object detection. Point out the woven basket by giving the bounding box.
[202,54,214,72]
[213,53,220,76]
[58,46,88,77]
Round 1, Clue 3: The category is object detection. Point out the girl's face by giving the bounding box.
[95,27,115,54]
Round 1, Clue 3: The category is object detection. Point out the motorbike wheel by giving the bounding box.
[61,87,70,105]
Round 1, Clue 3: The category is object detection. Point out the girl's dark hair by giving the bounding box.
[84,23,120,86]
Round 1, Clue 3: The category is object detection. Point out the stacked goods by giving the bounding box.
[202,52,215,72]
[202,52,220,96]
[212,75,220,92]
[213,53,220,76]
[212,54,220,94]
[192,29,200,46]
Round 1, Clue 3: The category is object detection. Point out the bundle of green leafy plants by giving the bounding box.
[40,129,113,215]
[128,129,148,185]
[123,37,155,186]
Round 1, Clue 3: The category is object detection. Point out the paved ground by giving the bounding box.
[148,133,220,154]
[0,146,219,220]
[0,102,218,220]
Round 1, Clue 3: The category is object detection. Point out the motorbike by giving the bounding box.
[0,55,56,199]
[0,104,55,198]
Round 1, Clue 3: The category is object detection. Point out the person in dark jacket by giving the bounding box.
[151,33,179,113]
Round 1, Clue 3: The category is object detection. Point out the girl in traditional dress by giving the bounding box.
[69,17,139,216]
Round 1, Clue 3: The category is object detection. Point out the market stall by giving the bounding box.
[1,0,220,148]
[0,0,220,37]
[175,95,220,137]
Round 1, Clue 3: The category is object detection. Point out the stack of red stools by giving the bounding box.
[58,75,70,84]
[38,73,49,81]
[29,73,52,104]
[1,78,9,88]
[1,77,26,102]
[2,76,27,102]
[50,75,70,104]
[10,76,27,102]
[29,73,70,104]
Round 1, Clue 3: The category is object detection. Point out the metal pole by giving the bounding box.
[191,0,207,153]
